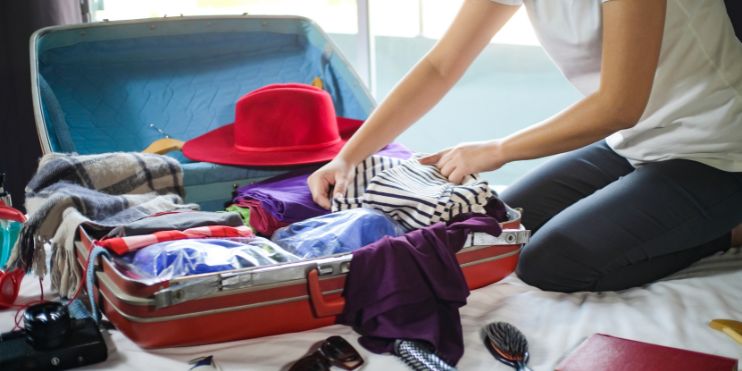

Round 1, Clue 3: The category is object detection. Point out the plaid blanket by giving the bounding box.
[9,152,198,297]
[96,225,254,255]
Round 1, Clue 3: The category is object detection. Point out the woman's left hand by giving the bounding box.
[419,140,507,184]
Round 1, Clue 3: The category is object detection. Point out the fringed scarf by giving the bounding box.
[8,152,198,297]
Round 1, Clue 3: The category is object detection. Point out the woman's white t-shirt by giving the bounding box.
[491,0,742,172]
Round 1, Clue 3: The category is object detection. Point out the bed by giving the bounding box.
[2,246,741,370]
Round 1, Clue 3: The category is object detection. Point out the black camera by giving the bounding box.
[0,302,108,370]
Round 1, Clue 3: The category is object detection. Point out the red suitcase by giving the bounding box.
[75,208,528,349]
[31,14,530,348]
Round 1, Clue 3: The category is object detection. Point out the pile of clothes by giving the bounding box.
[222,152,508,366]
[9,152,201,297]
[13,84,512,368]
[93,211,294,282]
[229,142,414,236]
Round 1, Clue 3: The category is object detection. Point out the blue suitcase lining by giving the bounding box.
[34,18,373,209]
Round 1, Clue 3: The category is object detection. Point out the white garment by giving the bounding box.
[490,0,742,171]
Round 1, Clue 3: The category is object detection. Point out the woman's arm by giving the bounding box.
[309,0,520,208]
[336,0,519,165]
[422,0,667,184]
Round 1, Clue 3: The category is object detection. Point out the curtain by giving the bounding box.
[0,0,83,212]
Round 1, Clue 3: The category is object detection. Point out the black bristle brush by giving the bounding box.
[481,322,532,371]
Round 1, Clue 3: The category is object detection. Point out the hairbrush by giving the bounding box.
[393,339,457,371]
[481,322,532,371]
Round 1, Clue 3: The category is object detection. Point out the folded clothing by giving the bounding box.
[332,156,494,230]
[97,225,254,255]
[236,199,288,237]
[106,210,245,237]
[234,171,328,225]
[225,204,251,226]
[120,237,299,281]
[272,208,405,259]
[233,142,413,227]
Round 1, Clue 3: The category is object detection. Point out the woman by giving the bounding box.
[308,0,742,292]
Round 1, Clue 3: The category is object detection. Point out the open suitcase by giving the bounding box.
[75,212,528,348]
[31,16,530,348]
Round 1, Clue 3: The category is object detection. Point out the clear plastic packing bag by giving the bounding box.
[116,237,300,281]
[271,208,406,259]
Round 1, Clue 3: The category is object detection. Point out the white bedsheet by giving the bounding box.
[2,248,741,370]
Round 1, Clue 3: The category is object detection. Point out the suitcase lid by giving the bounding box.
[30,16,374,160]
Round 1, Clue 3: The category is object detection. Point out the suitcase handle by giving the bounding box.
[307,268,345,317]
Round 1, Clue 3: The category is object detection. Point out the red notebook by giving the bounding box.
[555,333,738,371]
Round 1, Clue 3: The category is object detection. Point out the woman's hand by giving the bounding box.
[308,158,356,209]
[419,140,507,184]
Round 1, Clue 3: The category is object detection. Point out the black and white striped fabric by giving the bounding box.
[332,155,492,230]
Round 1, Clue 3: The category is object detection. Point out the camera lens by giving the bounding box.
[23,301,71,349]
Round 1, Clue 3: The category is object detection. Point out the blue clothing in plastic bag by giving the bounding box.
[271,208,406,259]
[123,237,299,280]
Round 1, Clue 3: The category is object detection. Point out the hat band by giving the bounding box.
[234,137,342,153]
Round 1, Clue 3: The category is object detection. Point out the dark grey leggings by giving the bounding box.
[500,141,742,292]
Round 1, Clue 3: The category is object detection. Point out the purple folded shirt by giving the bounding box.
[233,143,413,224]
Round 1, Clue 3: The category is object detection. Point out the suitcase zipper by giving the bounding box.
[82,226,527,309]
[153,255,353,308]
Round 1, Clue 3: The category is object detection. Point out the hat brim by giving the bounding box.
[182,117,363,166]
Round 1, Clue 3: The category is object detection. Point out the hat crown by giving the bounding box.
[232,84,340,152]
[181,83,363,166]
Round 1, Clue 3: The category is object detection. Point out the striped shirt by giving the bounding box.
[332,156,493,230]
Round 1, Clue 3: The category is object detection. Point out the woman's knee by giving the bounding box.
[515,229,599,293]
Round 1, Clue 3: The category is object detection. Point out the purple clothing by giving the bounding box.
[235,199,287,237]
[336,215,503,365]
[366,142,414,161]
[235,173,325,224]
[233,143,413,224]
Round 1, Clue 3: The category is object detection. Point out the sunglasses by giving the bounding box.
[288,336,364,371]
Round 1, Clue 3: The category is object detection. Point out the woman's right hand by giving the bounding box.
[308,158,355,209]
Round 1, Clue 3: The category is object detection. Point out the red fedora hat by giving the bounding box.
[182,83,363,166]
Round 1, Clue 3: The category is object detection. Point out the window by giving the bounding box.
[368,1,579,186]
[91,0,357,34]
